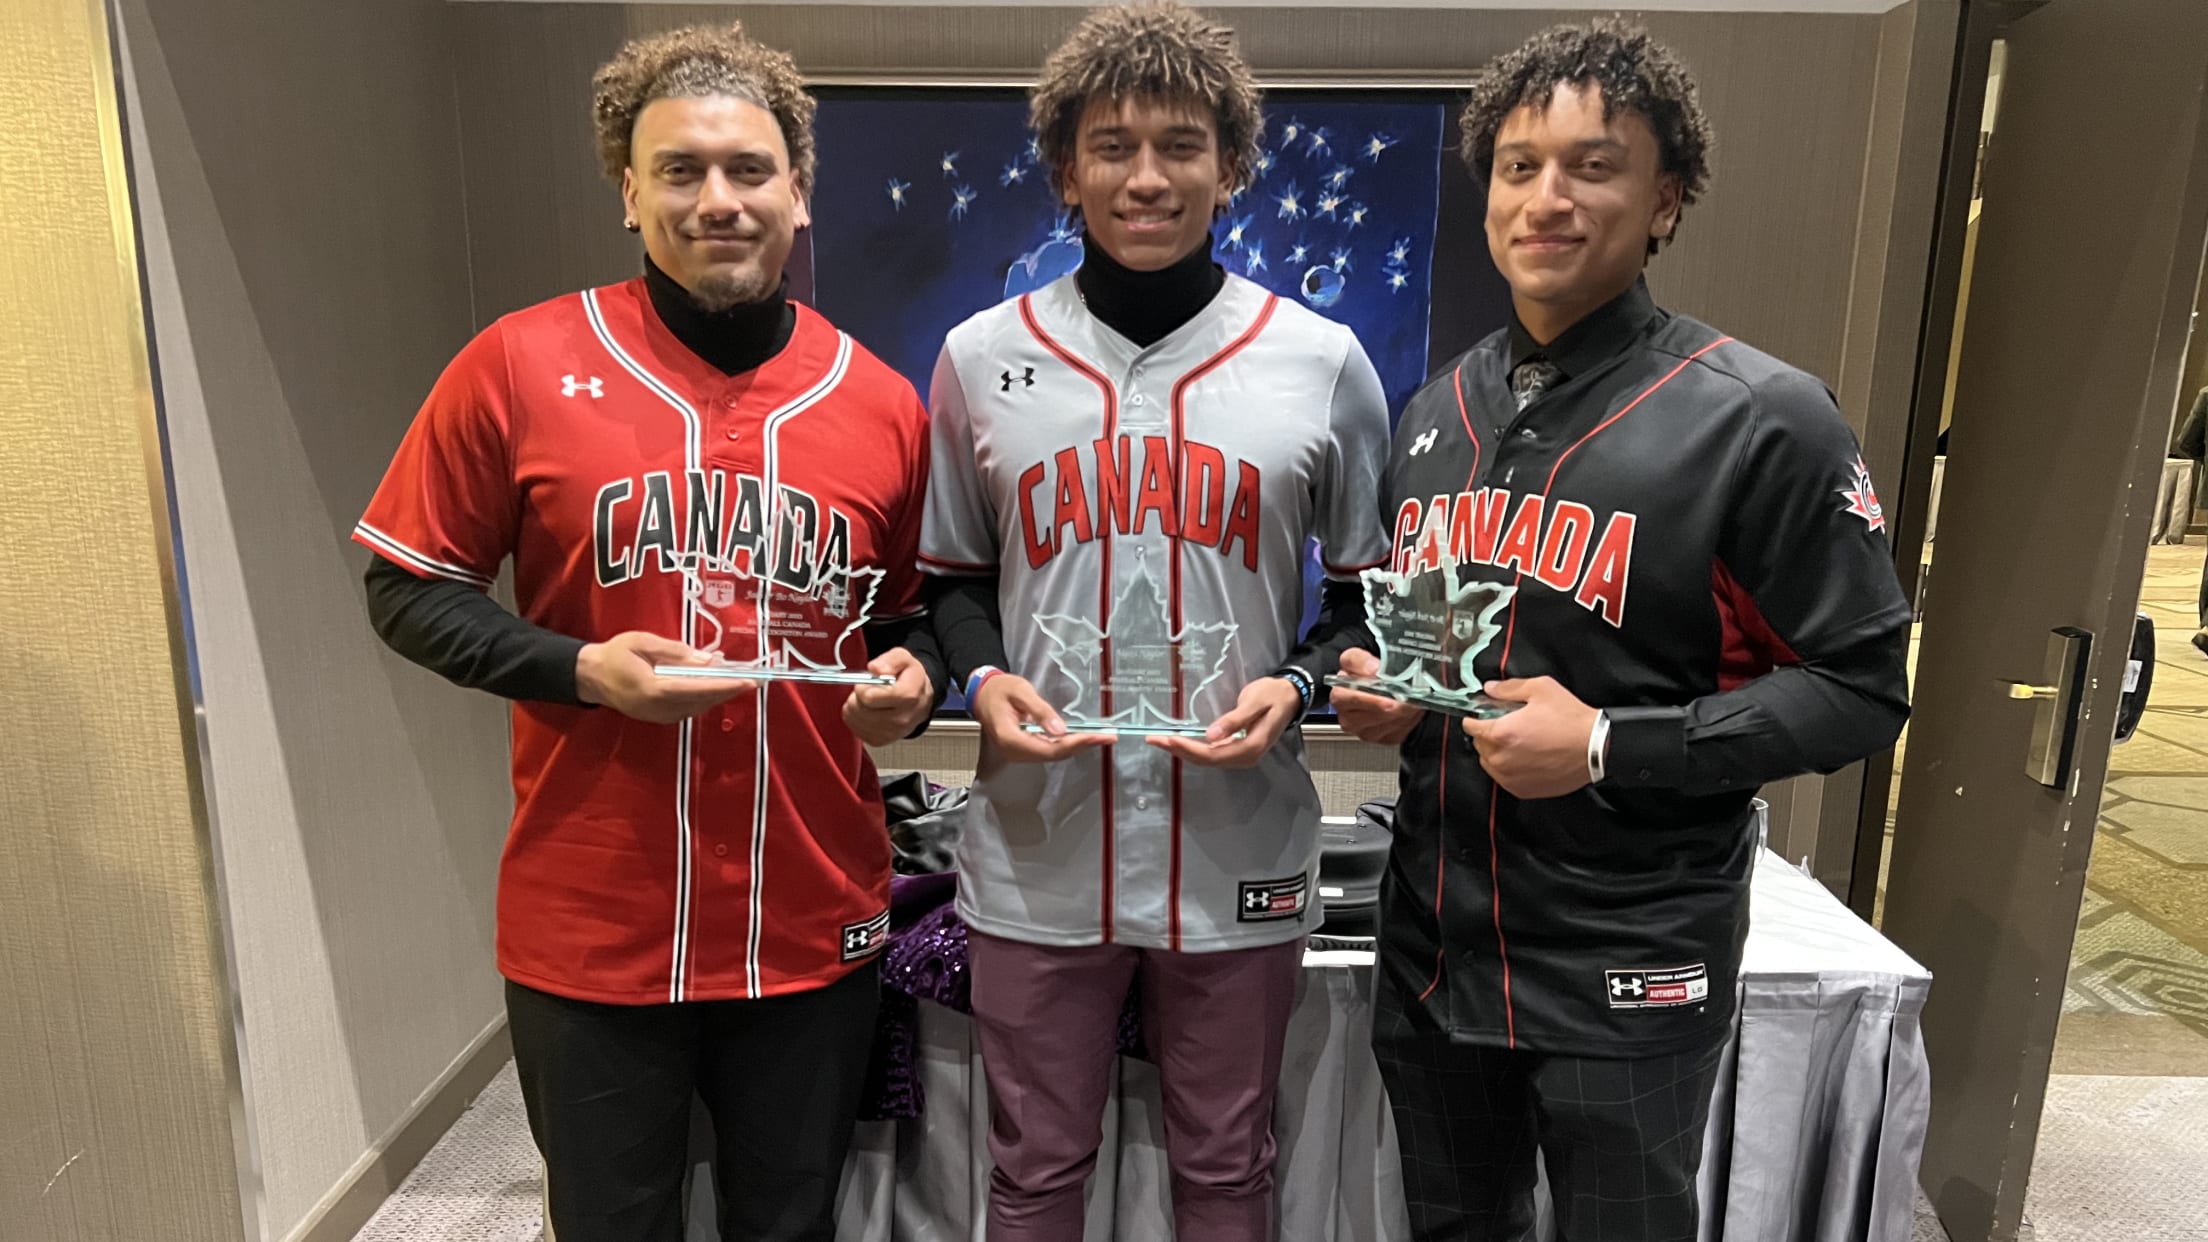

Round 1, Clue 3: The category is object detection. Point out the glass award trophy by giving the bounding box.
[652,554,894,687]
[1027,549,1236,737]
[1323,560,1524,719]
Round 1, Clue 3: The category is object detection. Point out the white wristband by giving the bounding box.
[1587,710,1612,784]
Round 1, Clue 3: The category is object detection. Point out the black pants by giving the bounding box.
[506,965,879,1242]
[1372,995,1726,1242]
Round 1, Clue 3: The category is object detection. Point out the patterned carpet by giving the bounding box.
[2055,543,2208,1075]
[1883,543,2208,1078]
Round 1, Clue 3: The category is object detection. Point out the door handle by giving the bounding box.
[2003,627,2092,787]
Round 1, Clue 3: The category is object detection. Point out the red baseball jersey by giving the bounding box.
[355,279,929,1005]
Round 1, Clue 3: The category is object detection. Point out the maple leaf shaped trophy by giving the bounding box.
[1323,559,1524,718]
[652,551,895,686]
[1031,549,1236,737]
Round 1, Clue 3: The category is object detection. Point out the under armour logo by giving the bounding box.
[1408,428,1439,456]
[1609,975,1645,998]
[1244,889,1271,911]
[561,374,603,399]
[1001,366,1035,392]
[844,929,870,951]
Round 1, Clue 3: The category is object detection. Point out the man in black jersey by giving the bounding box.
[1332,21,1912,1241]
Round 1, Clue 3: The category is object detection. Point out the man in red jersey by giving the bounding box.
[355,23,941,1241]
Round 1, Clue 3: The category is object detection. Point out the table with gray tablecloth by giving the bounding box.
[671,851,1931,1241]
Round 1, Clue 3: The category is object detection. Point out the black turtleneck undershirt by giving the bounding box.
[365,259,945,720]
[927,232,1366,712]
[1073,231,1225,347]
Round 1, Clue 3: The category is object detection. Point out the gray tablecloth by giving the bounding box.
[683,852,1930,1242]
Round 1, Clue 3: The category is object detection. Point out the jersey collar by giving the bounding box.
[1506,277,1662,382]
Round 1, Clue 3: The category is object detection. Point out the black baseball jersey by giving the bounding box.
[1375,281,1911,1057]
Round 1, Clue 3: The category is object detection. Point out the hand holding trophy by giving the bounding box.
[577,630,756,723]
[1324,558,1527,719]
[842,646,938,747]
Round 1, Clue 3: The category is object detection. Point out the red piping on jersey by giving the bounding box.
[1020,294,1122,942]
[1412,365,1491,1006]
[919,551,998,574]
[1452,364,1485,487]
[1418,740,1451,1003]
[1483,336,1734,1048]
[1486,789,1513,1046]
[1711,558,1801,691]
[1163,294,1279,949]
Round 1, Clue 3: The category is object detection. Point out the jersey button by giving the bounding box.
[726,428,740,441]
[1518,428,1537,441]
[714,843,729,858]
[1131,394,1146,407]
[1136,795,1151,810]
[722,396,739,409]
[720,717,737,733]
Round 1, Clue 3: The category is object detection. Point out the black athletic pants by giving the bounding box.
[1372,985,1726,1242]
[506,965,879,1242]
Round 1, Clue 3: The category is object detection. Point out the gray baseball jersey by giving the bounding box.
[921,273,1390,951]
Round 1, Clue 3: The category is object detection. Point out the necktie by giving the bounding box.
[1511,358,1563,412]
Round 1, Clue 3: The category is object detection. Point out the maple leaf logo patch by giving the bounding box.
[1839,455,1885,532]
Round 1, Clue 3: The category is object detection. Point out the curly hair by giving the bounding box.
[1030,2,1265,204]
[590,23,818,194]
[1459,19,1713,254]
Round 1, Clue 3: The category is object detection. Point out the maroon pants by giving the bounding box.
[967,931,1303,1242]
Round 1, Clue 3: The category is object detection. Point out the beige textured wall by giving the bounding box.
[115,0,513,1236]
[451,4,1885,395]
[0,0,248,1237]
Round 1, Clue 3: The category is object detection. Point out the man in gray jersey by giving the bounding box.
[918,5,1389,1238]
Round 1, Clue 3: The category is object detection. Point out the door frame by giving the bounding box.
[1846,0,2045,918]
[1870,0,2208,1234]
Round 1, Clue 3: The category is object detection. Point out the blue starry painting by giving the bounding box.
[806,92,1445,419]
[803,91,1446,712]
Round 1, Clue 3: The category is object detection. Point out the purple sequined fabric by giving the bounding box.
[859,878,1148,1121]
[880,900,972,1011]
